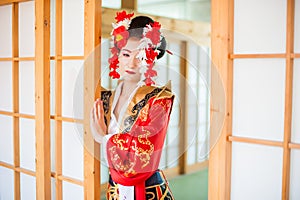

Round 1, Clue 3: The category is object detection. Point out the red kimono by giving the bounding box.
[100,83,175,200]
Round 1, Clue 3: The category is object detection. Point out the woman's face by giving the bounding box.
[118,37,142,82]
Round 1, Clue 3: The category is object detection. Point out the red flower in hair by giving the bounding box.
[108,55,119,69]
[108,52,120,79]
[144,68,157,77]
[145,48,159,63]
[110,46,119,54]
[143,48,159,86]
[145,77,155,86]
[112,26,129,49]
[109,70,120,79]
[115,11,134,23]
[145,21,161,46]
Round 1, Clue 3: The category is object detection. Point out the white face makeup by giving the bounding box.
[118,37,142,83]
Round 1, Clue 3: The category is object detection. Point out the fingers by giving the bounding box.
[97,101,101,120]
[92,98,105,121]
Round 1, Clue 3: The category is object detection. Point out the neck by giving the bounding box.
[121,80,139,97]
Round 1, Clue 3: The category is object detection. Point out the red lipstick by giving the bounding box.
[125,70,136,74]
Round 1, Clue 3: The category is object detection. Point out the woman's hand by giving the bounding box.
[90,98,107,143]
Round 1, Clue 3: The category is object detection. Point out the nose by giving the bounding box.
[128,56,139,69]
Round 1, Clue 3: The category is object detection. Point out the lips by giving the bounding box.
[125,70,136,74]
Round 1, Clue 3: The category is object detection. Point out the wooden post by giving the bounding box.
[12,2,20,200]
[179,41,188,174]
[83,0,101,199]
[35,0,51,199]
[121,0,137,10]
[55,0,63,199]
[282,0,295,199]
[208,0,234,199]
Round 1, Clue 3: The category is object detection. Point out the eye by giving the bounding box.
[122,53,130,57]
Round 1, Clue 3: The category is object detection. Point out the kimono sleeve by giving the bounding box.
[106,95,174,179]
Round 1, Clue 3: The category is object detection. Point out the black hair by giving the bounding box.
[128,16,167,59]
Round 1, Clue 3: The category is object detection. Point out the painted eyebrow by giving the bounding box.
[121,48,141,53]
[121,49,132,53]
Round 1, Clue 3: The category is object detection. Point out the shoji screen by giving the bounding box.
[230,0,297,199]
[209,0,300,199]
[0,0,100,199]
[231,1,286,199]
[290,1,300,199]
[0,2,36,199]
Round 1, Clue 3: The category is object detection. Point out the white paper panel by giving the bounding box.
[19,1,35,57]
[187,106,197,124]
[20,174,36,200]
[100,39,111,89]
[292,58,300,143]
[231,143,283,200]
[20,118,35,171]
[63,181,83,200]
[168,147,178,167]
[295,0,300,52]
[62,0,84,56]
[0,167,14,200]
[62,60,83,118]
[0,116,13,164]
[0,62,12,111]
[234,0,286,53]
[101,164,109,184]
[169,105,179,127]
[19,61,35,115]
[50,61,56,116]
[159,147,167,169]
[50,0,56,56]
[167,125,179,146]
[232,59,285,141]
[290,149,300,200]
[62,122,83,180]
[50,120,56,172]
[187,144,196,164]
[0,5,12,57]
[102,0,121,8]
[51,178,56,200]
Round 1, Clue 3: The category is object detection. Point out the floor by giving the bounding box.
[169,168,208,200]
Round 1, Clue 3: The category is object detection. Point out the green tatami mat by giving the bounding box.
[169,168,208,200]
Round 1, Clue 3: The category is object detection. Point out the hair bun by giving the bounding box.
[128,16,167,59]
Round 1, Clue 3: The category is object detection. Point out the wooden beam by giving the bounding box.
[0,0,32,6]
[282,0,295,199]
[101,8,211,47]
[0,161,36,177]
[121,0,137,10]
[35,0,51,199]
[178,41,188,174]
[228,136,284,147]
[229,53,286,59]
[289,143,300,149]
[208,0,234,199]
[0,110,35,119]
[12,3,20,200]
[51,172,84,186]
[83,0,101,199]
[55,0,63,199]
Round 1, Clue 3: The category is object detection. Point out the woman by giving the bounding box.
[91,11,175,200]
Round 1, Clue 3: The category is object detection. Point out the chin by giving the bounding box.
[123,77,140,83]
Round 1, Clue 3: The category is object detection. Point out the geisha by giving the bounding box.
[90,11,175,200]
